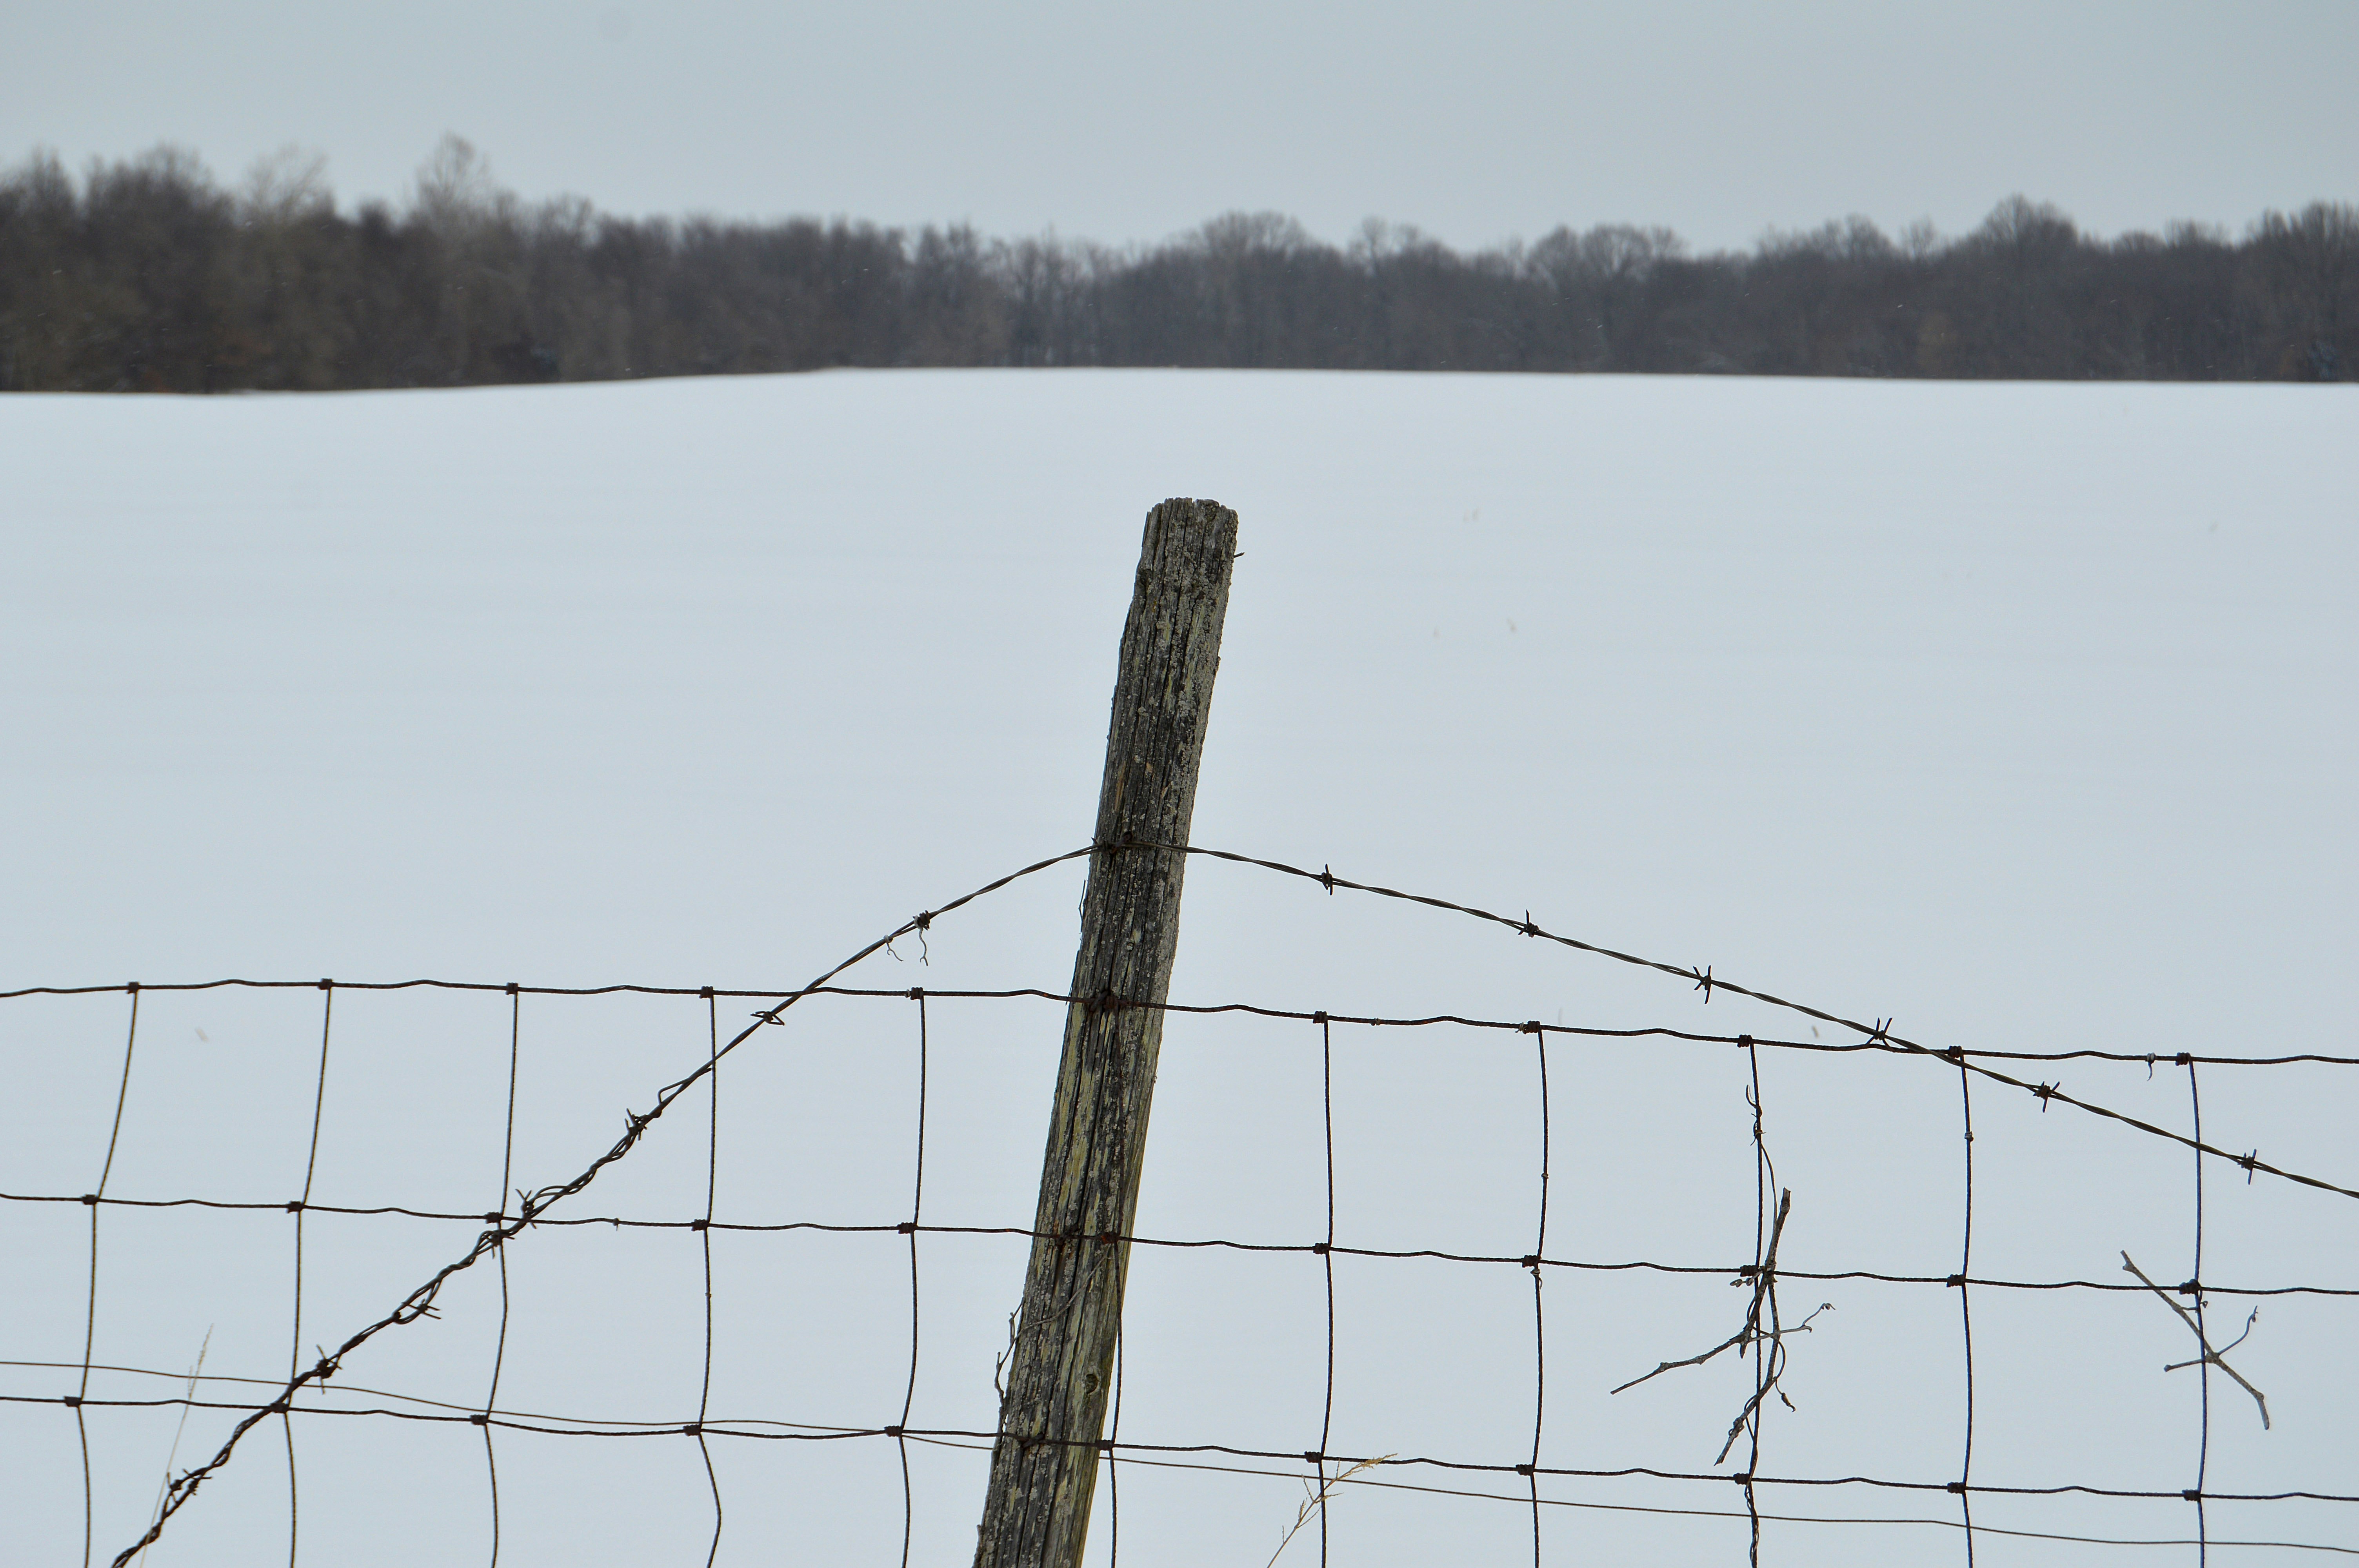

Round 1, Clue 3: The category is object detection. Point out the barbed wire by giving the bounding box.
[14,975,2353,1208]
[73,846,1096,1567]
[7,841,2354,1564]
[12,970,2353,1303]
[11,981,2354,1216]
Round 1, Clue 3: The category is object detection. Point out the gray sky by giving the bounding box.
[6,0,2356,252]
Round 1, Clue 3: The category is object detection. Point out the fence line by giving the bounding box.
[7,1194,2355,1299]
[10,1390,2357,1506]
[10,977,2355,1074]
[7,842,2354,1565]
[9,1377,2359,1556]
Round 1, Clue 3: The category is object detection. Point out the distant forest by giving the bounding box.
[3,139,2352,391]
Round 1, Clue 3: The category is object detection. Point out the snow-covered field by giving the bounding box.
[5,370,2355,1565]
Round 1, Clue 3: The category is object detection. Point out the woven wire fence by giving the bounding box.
[5,845,2356,1566]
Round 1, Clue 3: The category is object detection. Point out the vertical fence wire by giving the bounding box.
[483,985,520,1568]
[77,983,142,1568]
[898,989,927,1568]
[1955,1052,1977,1565]
[698,988,724,1568]
[1107,1329,1124,1568]
[2189,1060,2209,1566]
[1742,1036,1768,1567]
[284,980,335,1568]
[1101,1000,1121,1568]
[1318,1012,1337,1568]
[1526,1024,1551,1568]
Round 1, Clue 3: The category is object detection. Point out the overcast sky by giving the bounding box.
[6,0,2355,252]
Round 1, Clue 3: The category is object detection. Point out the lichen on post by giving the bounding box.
[972,498,1239,1568]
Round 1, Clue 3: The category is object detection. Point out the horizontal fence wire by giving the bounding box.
[8,1382,2358,1557]
[5,842,2354,1566]
[7,1392,2356,1506]
[5,1198,2355,1300]
[9,983,2354,1205]
[7,977,2356,1072]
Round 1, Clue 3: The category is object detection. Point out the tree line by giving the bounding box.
[2,138,2351,392]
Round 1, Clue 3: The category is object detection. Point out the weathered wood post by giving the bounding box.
[972,498,1239,1568]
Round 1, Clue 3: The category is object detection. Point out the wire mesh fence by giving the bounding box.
[5,844,2356,1566]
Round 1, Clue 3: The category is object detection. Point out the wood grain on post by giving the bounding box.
[972,498,1239,1568]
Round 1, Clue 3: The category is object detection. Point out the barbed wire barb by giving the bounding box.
[1140,843,2359,1201]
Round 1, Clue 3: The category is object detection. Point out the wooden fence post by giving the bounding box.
[972,498,1239,1568]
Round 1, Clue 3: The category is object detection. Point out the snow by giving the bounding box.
[4,369,2354,1564]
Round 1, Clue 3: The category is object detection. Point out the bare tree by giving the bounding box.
[239,145,331,225]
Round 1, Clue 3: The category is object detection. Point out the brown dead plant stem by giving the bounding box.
[2121,1251,2272,1430]
[1611,1189,1832,1464]
[1265,1454,1394,1567]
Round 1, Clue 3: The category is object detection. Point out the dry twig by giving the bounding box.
[1612,1191,1832,1463]
[1265,1454,1392,1567]
[2121,1251,2271,1430]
